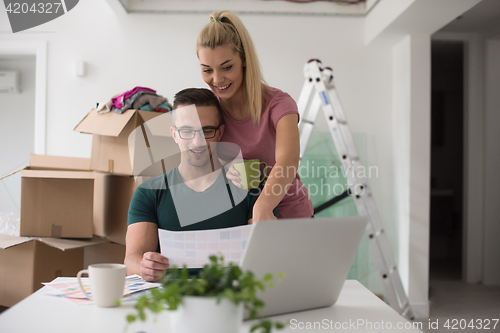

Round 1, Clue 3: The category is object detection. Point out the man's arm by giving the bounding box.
[124,222,169,282]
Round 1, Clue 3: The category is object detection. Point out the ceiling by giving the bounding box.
[113,0,500,36]
[116,0,379,16]
[438,0,500,38]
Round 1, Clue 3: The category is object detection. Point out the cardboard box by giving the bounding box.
[29,153,91,171]
[0,155,95,238]
[20,169,94,238]
[93,172,138,245]
[0,234,107,307]
[83,242,126,268]
[31,154,137,243]
[74,108,173,175]
[1,154,139,242]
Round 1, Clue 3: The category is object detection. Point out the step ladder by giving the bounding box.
[298,59,415,320]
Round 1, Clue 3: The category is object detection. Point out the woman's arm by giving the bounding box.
[252,113,300,222]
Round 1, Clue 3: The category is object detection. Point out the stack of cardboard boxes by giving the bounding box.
[0,108,167,307]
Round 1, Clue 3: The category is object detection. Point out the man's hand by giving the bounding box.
[140,252,169,282]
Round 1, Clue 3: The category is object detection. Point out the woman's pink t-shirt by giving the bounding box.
[220,87,314,218]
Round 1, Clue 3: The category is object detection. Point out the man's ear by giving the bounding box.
[217,124,225,139]
[170,127,178,143]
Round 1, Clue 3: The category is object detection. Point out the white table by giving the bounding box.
[0,279,424,333]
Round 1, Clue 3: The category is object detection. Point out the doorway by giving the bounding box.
[430,40,464,280]
[0,55,36,216]
[0,41,47,218]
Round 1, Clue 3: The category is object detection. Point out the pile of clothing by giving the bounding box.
[96,86,172,114]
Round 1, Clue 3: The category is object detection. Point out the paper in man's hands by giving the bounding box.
[158,225,253,268]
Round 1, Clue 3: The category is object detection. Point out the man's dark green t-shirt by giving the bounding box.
[127,167,271,231]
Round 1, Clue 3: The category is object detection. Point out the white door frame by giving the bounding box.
[0,40,47,154]
[432,32,485,284]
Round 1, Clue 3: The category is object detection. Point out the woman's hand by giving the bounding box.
[251,201,278,224]
[226,163,243,188]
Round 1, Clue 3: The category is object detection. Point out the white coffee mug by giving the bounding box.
[77,263,127,307]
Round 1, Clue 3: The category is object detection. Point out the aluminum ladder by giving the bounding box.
[298,59,415,320]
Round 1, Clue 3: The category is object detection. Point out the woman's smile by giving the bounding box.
[215,83,232,91]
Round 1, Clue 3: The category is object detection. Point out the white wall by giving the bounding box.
[0,0,485,315]
[0,0,396,296]
[391,33,431,318]
[407,33,431,316]
[483,38,500,286]
[392,35,411,296]
[0,1,397,236]
[372,0,480,318]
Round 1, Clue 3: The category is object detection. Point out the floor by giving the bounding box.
[415,260,500,333]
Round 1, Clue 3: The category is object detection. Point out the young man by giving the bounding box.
[125,88,274,282]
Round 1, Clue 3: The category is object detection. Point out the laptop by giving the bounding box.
[240,216,369,318]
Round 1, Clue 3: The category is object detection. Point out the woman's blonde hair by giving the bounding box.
[196,10,267,123]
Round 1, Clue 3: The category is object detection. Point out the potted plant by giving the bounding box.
[126,254,286,333]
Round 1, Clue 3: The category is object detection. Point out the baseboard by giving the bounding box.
[410,301,430,319]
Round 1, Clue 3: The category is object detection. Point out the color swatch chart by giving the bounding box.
[158,225,253,268]
[42,275,160,305]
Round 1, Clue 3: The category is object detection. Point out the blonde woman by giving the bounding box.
[196,10,314,222]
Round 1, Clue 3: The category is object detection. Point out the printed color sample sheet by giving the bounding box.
[158,225,253,268]
[42,275,160,305]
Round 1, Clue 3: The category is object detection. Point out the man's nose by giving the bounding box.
[192,130,206,146]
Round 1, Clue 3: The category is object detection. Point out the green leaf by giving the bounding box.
[138,309,146,321]
[135,295,148,309]
[253,299,264,309]
[262,320,272,329]
[125,253,287,331]
[150,288,161,298]
[250,324,259,332]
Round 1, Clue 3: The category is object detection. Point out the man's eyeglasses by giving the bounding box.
[174,125,221,140]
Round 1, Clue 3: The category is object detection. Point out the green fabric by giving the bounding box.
[139,101,171,112]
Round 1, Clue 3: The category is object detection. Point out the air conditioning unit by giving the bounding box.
[0,71,21,93]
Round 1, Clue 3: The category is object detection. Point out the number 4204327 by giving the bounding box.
[444,319,498,330]
[5,3,62,14]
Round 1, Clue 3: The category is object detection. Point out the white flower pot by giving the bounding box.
[169,296,244,333]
